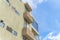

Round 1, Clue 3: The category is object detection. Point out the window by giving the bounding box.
[32,20,38,32]
[6,0,9,3]
[12,30,17,36]
[6,26,12,33]
[12,6,20,16]
[0,20,5,28]
[6,26,17,36]
[19,0,22,1]
[23,36,28,40]
[4,0,10,6]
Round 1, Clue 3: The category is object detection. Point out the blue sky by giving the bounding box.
[23,0,60,40]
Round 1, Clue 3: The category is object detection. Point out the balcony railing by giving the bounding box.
[22,21,35,40]
[22,27,34,40]
[32,20,39,35]
[23,11,33,24]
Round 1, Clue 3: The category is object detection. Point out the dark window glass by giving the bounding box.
[6,26,12,33]
[6,26,17,36]
[12,6,20,15]
[6,0,10,6]
[0,20,5,28]
[23,36,28,40]
[32,20,38,32]
[6,0,9,3]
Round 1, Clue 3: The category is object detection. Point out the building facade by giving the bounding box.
[0,0,39,40]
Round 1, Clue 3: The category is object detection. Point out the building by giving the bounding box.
[0,0,39,40]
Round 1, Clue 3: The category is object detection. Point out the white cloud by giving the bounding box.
[22,0,46,9]
[42,32,60,40]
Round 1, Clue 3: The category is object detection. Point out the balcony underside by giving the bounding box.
[23,12,33,24]
[24,3,32,12]
[22,27,34,40]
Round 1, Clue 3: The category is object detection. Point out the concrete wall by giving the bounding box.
[0,0,25,40]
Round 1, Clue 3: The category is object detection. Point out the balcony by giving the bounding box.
[23,11,33,24]
[22,27,34,40]
[24,3,32,12]
[32,20,39,35]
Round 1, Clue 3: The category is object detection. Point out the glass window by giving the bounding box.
[12,30,17,36]
[4,0,10,6]
[32,20,38,32]
[0,20,5,28]
[20,0,22,1]
[6,26,12,33]
[12,6,20,16]
[23,36,28,40]
[6,26,17,36]
[6,0,9,3]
